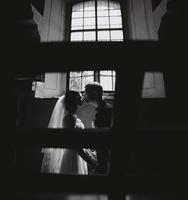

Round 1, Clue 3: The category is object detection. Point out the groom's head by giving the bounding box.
[84,82,103,104]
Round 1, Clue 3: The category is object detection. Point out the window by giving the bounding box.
[70,0,123,92]
[69,70,116,91]
[70,0,124,41]
[69,71,94,91]
[100,70,116,91]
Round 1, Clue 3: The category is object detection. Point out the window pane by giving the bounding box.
[82,71,94,76]
[98,31,110,41]
[100,70,116,91]
[71,26,83,31]
[72,11,83,18]
[100,70,113,76]
[84,24,96,30]
[69,77,81,91]
[109,9,121,16]
[70,32,83,41]
[84,1,95,11]
[71,26,83,30]
[98,24,110,29]
[109,2,120,10]
[100,76,113,90]
[84,10,95,17]
[71,18,83,29]
[110,16,122,27]
[97,0,108,10]
[84,17,95,29]
[83,31,96,41]
[100,70,116,76]
[70,71,81,77]
[97,10,109,17]
[111,24,122,28]
[70,71,94,91]
[110,30,123,41]
[98,17,109,28]
[82,76,94,91]
[72,3,83,12]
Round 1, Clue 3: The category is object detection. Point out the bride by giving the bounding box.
[41,90,107,200]
[41,90,89,174]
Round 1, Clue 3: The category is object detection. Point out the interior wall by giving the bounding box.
[32,0,68,42]
[34,73,67,98]
[33,0,68,98]
[153,0,168,33]
[127,0,158,40]
[127,0,165,98]
[33,0,68,99]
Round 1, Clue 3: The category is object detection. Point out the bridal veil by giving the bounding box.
[41,95,66,173]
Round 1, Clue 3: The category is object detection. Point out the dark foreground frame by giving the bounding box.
[5,41,188,199]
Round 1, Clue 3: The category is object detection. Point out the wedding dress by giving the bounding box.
[41,95,88,175]
[41,95,108,200]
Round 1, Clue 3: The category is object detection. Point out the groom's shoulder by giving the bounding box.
[99,100,112,115]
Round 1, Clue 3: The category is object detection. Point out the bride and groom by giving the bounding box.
[41,82,112,175]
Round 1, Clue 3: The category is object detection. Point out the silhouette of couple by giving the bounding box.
[41,82,112,175]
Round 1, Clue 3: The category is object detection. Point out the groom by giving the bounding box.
[84,82,113,174]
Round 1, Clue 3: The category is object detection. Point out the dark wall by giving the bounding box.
[13,0,40,43]
[16,96,57,173]
[19,97,57,128]
[16,82,57,128]
[16,82,58,173]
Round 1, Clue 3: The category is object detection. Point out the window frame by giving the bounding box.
[69,0,126,42]
[67,70,116,95]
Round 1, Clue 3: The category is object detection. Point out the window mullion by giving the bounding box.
[108,0,112,41]
[95,0,98,41]
[94,70,100,82]
[83,2,85,41]
[67,71,71,91]
[71,28,123,32]
[111,70,113,91]
[81,71,83,91]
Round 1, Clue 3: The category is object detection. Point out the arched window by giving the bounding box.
[70,0,124,41]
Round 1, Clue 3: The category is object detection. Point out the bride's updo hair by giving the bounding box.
[64,90,82,114]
